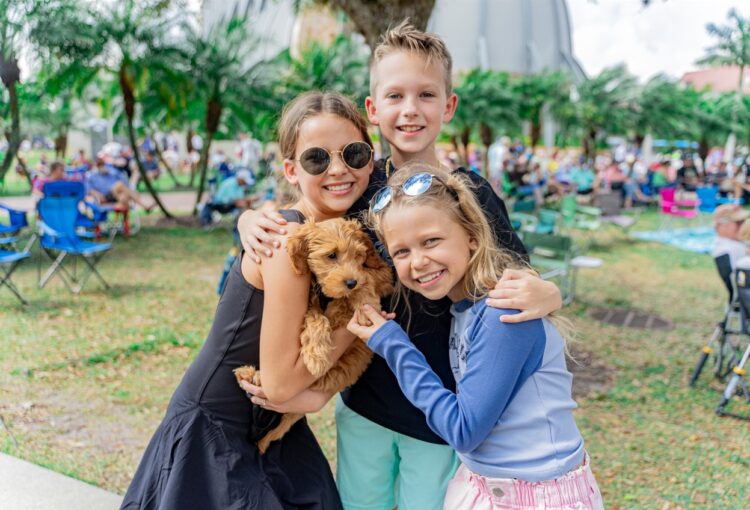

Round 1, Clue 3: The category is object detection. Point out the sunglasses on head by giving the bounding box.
[296,141,373,175]
[370,172,457,213]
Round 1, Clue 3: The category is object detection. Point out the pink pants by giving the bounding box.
[443,456,604,509]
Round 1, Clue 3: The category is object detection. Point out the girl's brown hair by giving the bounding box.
[278,91,373,161]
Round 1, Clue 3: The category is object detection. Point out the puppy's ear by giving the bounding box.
[354,228,387,270]
[286,223,314,275]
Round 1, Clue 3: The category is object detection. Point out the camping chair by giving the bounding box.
[689,254,746,386]
[37,181,113,294]
[715,260,750,419]
[521,231,602,305]
[0,203,29,238]
[0,235,35,305]
[696,185,741,214]
[41,181,114,241]
[593,192,640,232]
[559,195,601,233]
[659,187,698,228]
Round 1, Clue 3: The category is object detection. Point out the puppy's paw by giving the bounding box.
[234,365,261,386]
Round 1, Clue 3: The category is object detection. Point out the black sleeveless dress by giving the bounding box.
[121,211,342,509]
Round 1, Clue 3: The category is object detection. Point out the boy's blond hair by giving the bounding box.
[370,19,453,95]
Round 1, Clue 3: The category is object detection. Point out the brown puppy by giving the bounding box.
[235,217,393,453]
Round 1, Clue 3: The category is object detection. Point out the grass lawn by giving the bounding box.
[1,212,749,509]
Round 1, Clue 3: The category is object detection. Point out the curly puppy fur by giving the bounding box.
[235,218,393,453]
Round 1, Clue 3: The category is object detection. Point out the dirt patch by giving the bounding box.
[568,346,615,399]
[148,216,203,228]
[589,307,674,330]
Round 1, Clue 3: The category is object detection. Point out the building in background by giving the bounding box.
[201,0,583,76]
[201,0,585,146]
[681,66,750,94]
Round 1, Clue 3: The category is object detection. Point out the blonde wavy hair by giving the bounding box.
[367,162,575,347]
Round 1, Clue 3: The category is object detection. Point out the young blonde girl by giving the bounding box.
[349,163,604,510]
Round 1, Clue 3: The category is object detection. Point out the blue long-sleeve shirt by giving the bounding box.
[367,299,584,481]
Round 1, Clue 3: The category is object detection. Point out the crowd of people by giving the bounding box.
[436,137,750,212]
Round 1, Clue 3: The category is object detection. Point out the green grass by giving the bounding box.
[1,212,749,508]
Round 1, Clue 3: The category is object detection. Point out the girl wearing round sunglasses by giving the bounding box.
[122,91,376,509]
[349,164,603,509]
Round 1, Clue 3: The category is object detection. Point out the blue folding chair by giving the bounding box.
[0,203,28,237]
[0,235,34,304]
[37,181,113,294]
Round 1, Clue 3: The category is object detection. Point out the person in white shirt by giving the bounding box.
[712,204,750,269]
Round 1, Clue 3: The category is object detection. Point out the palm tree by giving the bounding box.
[184,14,278,213]
[296,0,436,50]
[686,89,737,168]
[280,34,370,107]
[30,0,185,217]
[451,69,518,177]
[512,70,572,149]
[697,8,750,157]
[0,0,31,184]
[575,65,637,162]
[631,75,691,148]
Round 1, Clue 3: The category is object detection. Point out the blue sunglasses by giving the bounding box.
[370,172,456,213]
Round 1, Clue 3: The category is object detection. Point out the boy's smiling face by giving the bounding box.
[366,51,457,168]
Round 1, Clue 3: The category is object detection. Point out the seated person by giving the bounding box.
[86,157,154,211]
[132,151,161,187]
[712,204,750,269]
[200,169,255,225]
[32,161,68,201]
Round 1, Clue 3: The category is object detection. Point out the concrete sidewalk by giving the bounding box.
[0,453,122,509]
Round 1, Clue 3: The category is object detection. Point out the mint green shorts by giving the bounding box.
[335,397,459,510]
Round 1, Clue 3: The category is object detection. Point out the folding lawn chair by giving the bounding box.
[521,231,601,305]
[689,254,746,387]
[715,259,750,419]
[37,181,113,294]
[0,235,35,305]
[0,203,29,238]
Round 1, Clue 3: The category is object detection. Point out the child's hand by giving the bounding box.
[487,268,562,323]
[238,209,288,263]
[240,380,332,413]
[346,304,393,342]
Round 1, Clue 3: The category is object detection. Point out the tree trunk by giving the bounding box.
[634,133,645,150]
[530,120,542,150]
[460,127,471,166]
[583,128,597,164]
[194,99,223,215]
[698,136,709,169]
[54,130,68,159]
[150,131,183,187]
[187,127,196,186]
[479,123,493,179]
[0,57,22,184]
[119,65,172,218]
[330,0,437,50]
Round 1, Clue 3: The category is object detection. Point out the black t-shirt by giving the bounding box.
[341,159,527,444]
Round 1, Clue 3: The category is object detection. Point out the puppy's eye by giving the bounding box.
[328,252,337,260]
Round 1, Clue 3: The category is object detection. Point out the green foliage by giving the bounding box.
[697,8,750,73]
[631,75,691,141]
[278,34,370,109]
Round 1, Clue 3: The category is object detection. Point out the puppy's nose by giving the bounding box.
[345,279,358,290]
